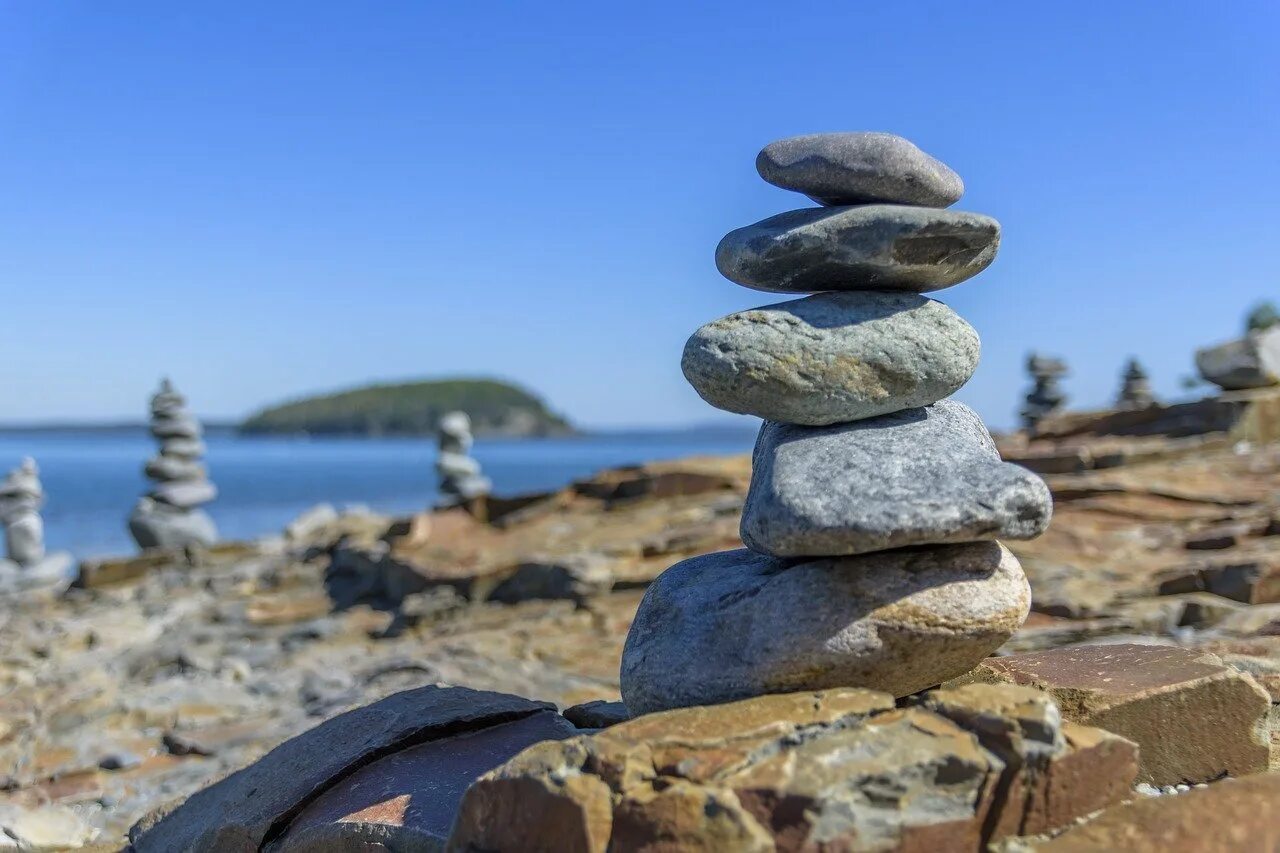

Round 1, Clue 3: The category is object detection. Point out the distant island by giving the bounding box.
[238,378,574,438]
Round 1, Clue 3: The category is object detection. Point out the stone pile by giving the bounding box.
[0,457,73,595]
[1021,352,1068,431]
[1116,356,1155,409]
[435,410,491,507]
[621,131,1052,714]
[129,379,218,550]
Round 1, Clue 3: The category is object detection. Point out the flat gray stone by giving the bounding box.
[681,291,979,425]
[756,132,963,207]
[1196,328,1280,390]
[741,400,1052,557]
[716,204,1000,294]
[129,502,218,550]
[129,685,556,852]
[620,541,1030,714]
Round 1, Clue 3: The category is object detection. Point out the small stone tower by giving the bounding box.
[1115,358,1155,409]
[1021,353,1068,432]
[435,411,491,508]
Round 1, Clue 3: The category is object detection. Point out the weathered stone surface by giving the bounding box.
[681,291,979,425]
[1024,771,1280,852]
[742,401,1052,557]
[272,710,578,852]
[562,699,629,729]
[449,685,1135,852]
[1196,327,1280,390]
[756,131,964,207]
[1156,552,1280,603]
[0,802,100,851]
[620,541,1030,714]
[715,204,1000,294]
[916,684,1138,839]
[962,644,1272,784]
[129,686,555,852]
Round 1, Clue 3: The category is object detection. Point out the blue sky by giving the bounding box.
[2,1,1277,430]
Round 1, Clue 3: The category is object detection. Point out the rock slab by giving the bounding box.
[715,204,999,294]
[448,685,1136,852]
[960,644,1272,784]
[682,291,979,425]
[128,685,556,852]
[620,541,1030,715]
[756,131,964,207]
[741,400,1052,557]
[1196,327,1280,390]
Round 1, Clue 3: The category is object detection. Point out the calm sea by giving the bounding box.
[0,428,757,559]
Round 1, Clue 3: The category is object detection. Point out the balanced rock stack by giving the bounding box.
[621,132,1052,715]
[1021,352,1069,432]
[0,457,73,594]
[1116,357,1155,409]
[128,379,218,550]
[435,411,491,507]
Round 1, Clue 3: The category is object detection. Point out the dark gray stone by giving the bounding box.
[715,204,1000,294]
[681,291,978,425]
[128,685,556,852]
[619,542,1030,714]
[1195,328,1280,390]
[562,699,630,729]
[756,132,963,207]
[741,400,1052,557]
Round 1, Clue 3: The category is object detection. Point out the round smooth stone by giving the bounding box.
[716,205,1000,294]
[756,132,963,207]
[620,541,1030,715]
[681,291,978,425]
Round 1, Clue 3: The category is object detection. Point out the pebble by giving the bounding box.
[715,204,1000,294]
[620,541,1030,715]
[741,400,1052,557]
[756,131,963,207]
[681,291,979,425]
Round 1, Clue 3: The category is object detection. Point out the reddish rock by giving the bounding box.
[1028,771,1280,852]
[273,710,578,851]
[963,644,1272,784]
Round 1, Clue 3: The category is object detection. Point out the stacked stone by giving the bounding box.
[435,411,491,507]
[128,379,218,550]
[0,458,73,593]
[1021,352,1068,431]
[1116,357,1155,409]
[621,132,1052,715]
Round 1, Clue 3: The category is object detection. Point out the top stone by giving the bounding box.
[756,132,963,208]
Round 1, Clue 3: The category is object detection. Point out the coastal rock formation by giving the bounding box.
[1021,352,1068,432]
[129,379,218,550]
[1116,357,1155,408]
[435,411,492,506]
[0,457,74,595]
[622,131,1050,713]
[1196,326,1280,390]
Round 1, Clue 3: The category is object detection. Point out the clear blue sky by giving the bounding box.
[2,1,1277,430]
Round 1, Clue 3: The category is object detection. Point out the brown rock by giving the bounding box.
[272,710,579,851]
[448,685,1137,852]
[962,644,1272,784]
[1026,771,1280,852]
[1156,552,1280,603]
[128,686,556,852]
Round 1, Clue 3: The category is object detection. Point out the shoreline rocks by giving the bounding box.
[622,130,1048,714]
[129,379,218,550]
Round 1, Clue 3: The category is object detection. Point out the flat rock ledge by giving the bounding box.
[449,684,1137,852]
[619,541,1030,714]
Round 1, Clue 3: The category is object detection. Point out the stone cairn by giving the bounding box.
[1021,352,1068,432]
[1116,357,1155,409]
[435,411,491,508]
[129,379,218,550]
[0,457,73,593]
[621,132,1053,715]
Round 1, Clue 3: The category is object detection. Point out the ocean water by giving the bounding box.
[0,428,756,559]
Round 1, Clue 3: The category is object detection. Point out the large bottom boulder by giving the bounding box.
[620,541,1030,714]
